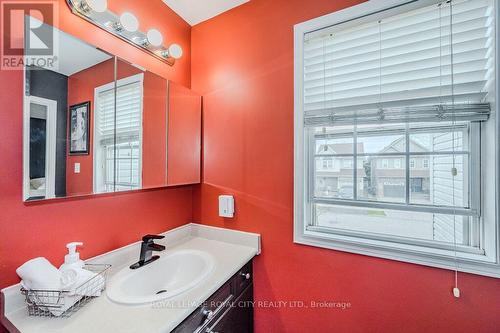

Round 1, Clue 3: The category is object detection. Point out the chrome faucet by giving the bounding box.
[130,235,166,269]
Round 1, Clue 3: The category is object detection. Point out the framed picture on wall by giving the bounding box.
[69,101,90,155]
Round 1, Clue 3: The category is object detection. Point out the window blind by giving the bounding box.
[96,88,114,139]
[303,0,493,126]
[95,81,142,142]
[115,82,142,139]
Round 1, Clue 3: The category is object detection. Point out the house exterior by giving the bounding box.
[316,138,430,202]
[371,137,430,202]
[315,143,365,198]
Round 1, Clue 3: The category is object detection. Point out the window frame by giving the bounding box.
[308,123,481,252]
[293,0,500,278]
[106,141,141,190]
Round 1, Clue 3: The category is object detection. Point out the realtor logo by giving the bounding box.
[1,0,58,70]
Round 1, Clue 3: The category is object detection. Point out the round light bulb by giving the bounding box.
[120,12,139,32]
[146,29,163,47]
[85,0,107,12]
[168,44,183,59]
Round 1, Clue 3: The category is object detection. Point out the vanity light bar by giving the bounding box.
[65,0,182,66]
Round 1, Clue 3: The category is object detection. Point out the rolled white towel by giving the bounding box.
[16,257,62,290]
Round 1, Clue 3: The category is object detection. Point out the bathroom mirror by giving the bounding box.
[23,16,115,200]
[23,17,201,202]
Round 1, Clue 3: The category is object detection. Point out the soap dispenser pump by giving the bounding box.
[60,242,84,270]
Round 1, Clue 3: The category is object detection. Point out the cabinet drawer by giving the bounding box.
[172,283,231,333]
[173,259,254,333]
[232,261,253,296]
[207,284,254,333]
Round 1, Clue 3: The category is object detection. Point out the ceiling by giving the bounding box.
[162,0,250,26]
[55,30,112,76]
[29,16,111,76]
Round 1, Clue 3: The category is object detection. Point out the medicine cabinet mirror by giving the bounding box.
[23,16,201,202]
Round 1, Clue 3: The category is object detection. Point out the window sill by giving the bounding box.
[294,228,500,278]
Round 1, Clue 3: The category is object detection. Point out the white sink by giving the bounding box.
[107,249,215,305]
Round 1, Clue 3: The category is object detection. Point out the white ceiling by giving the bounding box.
[162,0,250,26]
[29,17,111,76]
[55,31,112,76]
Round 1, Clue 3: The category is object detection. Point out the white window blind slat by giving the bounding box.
[305,59,488,88]
[306,93,488,118]
[305,81,487,110]
[304,46,488,81]
[304,0,491,45]
[305,70,488,99]
[97,88,114,137]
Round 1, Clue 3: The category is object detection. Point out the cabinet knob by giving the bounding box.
[240,272,251,280]
[202,309,213,319]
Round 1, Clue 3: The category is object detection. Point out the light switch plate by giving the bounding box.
[219,195,234,218]
[74,163,80,174]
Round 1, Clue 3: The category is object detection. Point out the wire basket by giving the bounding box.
[20,264,111,318]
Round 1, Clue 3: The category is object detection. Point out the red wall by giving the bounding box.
[191,1,500,332]
[0,0,193,290]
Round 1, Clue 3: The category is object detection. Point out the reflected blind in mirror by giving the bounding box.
[96,81,142,142]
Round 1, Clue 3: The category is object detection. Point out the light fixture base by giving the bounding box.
[66,0,176,66]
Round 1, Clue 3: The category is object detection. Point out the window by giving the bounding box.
[394,158,402,169]
[323,158,334,169]
[313,123,477,206]
[294,0,500,277]
[382,159,389,169]
[342,159,353,168]
[94,74,143,193]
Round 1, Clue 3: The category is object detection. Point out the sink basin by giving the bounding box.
[107,249,215,305]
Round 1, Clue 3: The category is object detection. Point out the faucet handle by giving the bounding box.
[142,234,165,242]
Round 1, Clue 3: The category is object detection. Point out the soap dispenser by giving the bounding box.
[60,242,84,271]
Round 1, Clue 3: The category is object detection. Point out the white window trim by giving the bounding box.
[294,0,500,278]
[93,73,144,193]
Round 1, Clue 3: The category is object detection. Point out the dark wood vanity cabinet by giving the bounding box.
[207,284,253,333]
[172,260,253,333]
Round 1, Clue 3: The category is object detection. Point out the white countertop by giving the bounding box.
[1,224,261,333]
